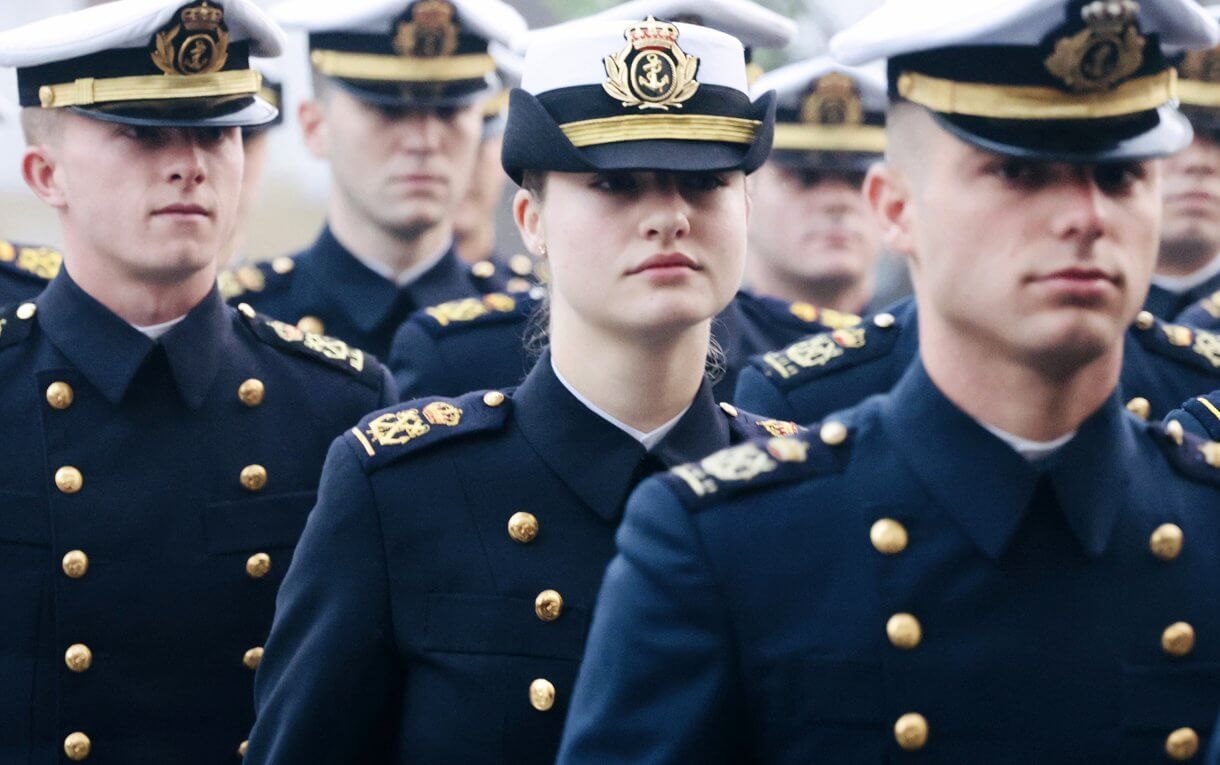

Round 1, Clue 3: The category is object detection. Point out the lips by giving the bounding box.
[626,252,700,275]
[1036,267,1116,283]
[153,203,209,217]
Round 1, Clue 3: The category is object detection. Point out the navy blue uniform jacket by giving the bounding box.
[559,362,1220,764]
[246,355,804,764]
[0,272,395,763]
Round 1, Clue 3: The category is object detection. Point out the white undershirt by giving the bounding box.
[552,358,690,450]
[1151,253,1220,294]
[980,421,1077,463]
[131,315,186,340]
[349,239,452,287]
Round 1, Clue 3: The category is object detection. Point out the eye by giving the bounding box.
[679,173,728,193]
[1093,162,1146,195]
[793,170,824,188]
[988,158,1050,189]
[591,173,638,194]
[433,106,459,121]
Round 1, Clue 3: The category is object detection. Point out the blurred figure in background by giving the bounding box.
[0,91,62,304]
[745,56,886,316]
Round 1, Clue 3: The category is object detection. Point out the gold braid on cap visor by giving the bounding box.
[38,69,262,108]
[310,49,495,82]
[559,113,761,147]
[896,68,1176,120]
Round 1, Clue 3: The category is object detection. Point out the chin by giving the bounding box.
[1018,313,1121,376]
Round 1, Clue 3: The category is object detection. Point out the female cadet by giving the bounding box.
[246,16,798,765]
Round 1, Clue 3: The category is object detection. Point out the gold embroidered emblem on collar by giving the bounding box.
[1044,0,1145,93]
[1193,329,1220,368]
[671,441,780,497]
[424,293,517,327]
[603,17,700,111]
[152,1,230,76]
[265,319,366,373]
[16,246,62,279]
[800,72,863,126]
[758,419,801,437]
[395,0,460,58]
[762,327,868,380]
[765,436,808,463]
[363,402,463,448]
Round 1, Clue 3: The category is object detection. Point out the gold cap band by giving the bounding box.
[559,113,760,148]
[1177,77,1220,108]
[310,49,495,83]
[772,124,886,153]
[258,86,280,110]
[897,68,1176,121]
[38,69,262,109]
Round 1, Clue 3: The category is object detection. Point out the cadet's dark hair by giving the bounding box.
[519,169,547,198]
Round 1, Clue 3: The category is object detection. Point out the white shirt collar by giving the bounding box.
[1151,253,1220,294]
[130,315,186,340]
[551,358,690,450]
[348,239,453,287]
[979,421,1076,462]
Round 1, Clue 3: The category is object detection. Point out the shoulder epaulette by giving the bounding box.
[0,300,39,350]
[345,389,512,472]
[1129,312,1220,375]
[0,240,62,282]
[1179,290,1220,330]
[413,293,536,337]
[1149,420,1220,487]
[237,305,383,389]
[749,311,904,391]
[658,420,852,511]
[1173,393,1220,441]
[778,298,861,331]
[718,402,808,440]
[218,257,295,301]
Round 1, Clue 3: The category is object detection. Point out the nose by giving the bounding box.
[398,111,443,154]
[1049,173,1106,247]
[165,131,208,188]
[638,186,692,244]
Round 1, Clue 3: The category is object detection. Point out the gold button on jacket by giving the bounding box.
[507,512,539,543]
[62,550,89,579]
[55,466,83,494]
[46,381,74,410]
[529,679,556,711]
[246,552,272,579]
[63,732,91,761]
[534,590,564,622]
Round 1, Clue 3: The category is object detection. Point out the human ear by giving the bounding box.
[21,145,67,209]
[864,162,916,257]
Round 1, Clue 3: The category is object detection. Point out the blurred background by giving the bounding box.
[0,0,885,259]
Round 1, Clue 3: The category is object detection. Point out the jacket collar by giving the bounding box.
[881,362,1132,560]
[299,226,470,334]
[37,270,228,409]
[512,353,730,523]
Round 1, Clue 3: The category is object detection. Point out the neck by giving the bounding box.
[746,258,873,314]
[455,221,495,265]
[1157,238,1219,278]
[328,195,452,278]
[63,251,215,327]
[548,304,709,433]
[918,311,1120,442]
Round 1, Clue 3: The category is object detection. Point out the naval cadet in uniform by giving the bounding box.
[218,0,526,358]
[384,0,870,401]
[744,56,887,316]
[558,0,1220,762]
[0,1,395,761]
[247,17,803,764]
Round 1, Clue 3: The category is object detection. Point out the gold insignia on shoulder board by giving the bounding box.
[800,72,863,126]
[766,437,808,463]
[778,334,845,372]
[759,419,800,438]
[0,241,14,262]
[603,17,700,111]
[1163,324,1194,348]
[152,1,230,77]
[699,443,777,483]
[366,409,431,446]
[1044,1,1145,93]
[1193,330,1220,368]
[394,0,460,59]
[17,246,62,279]
[422,401,463,426]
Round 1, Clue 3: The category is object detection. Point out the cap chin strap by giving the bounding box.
[37,69,261,108]
[897,68,1176,121]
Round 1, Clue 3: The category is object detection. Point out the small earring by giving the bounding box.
[537,243,548,257]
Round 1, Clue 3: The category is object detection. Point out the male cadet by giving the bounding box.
[558,0,1220,762]
[744,56,886,316]
[219,0,526,359]
[0,92,64,304]
[0,1,395,761]
[385,0,862,401]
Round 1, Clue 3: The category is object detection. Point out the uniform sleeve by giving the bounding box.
[732,365,800,421]
[1164,395,1220,441]
[377,363,400,408]
[246,439,401,764]
[1206,708,1220,765]
[556,478,744,765]
[386,320,448,400]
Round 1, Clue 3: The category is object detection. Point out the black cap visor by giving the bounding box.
[327,74,496,110]
[502,87,776,184]
[767,148,880,173]
[73,93,279,129]
[928,104,1192,164]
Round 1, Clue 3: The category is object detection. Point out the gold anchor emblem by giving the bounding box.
[800,72,864,126]
[1045,0,1145,93]
[394,0,460,59]
[151,1,230,76]
[603,17,700,111]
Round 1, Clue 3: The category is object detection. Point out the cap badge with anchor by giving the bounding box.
[1044,0,1145,92]
[603,16,700,110]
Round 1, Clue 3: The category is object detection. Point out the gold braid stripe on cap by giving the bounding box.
[258,86,280,109]
[39,69,262,108]
[310,49,495,82]
[897,68,1176,121]
[772,124,886,153]
[1177,78,1220,108]
[560,114,761,147]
